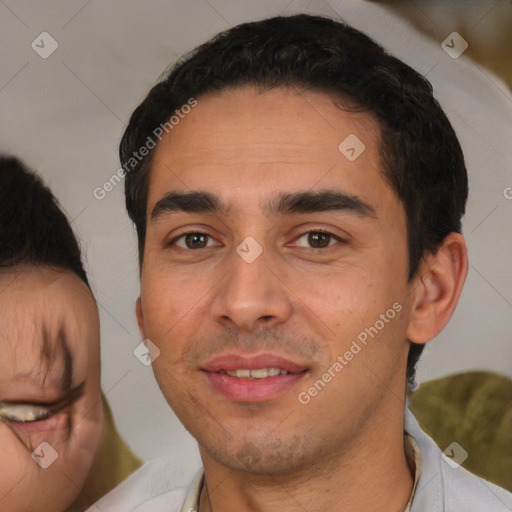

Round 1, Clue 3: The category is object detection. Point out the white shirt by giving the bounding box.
[86,407,512,512]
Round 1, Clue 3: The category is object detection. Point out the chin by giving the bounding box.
[203,433,314,476]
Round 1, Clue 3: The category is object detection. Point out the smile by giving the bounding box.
[201,353,309,402]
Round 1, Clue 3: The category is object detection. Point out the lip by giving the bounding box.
[201,352,309,403]
[201,352,308,373]
[9,412,69,434]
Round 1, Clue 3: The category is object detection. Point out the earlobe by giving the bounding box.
[406,233,468,344]
[136,297,147,339]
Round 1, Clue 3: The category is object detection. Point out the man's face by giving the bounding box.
[0,267,103,511]
[138,86,415,474]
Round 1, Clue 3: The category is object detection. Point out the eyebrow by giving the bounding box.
[150,189,377,221]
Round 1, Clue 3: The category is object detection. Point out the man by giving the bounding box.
[89,14,512,512]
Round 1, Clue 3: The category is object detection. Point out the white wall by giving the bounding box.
[1,0,510,479]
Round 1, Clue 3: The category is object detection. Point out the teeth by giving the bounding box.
[0,404,50,422]
[226,369,251,378]
[224,368,289,379]
[251,368,268,379]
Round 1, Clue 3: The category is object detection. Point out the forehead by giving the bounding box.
[149,86,391,212]
[0,268,98,383]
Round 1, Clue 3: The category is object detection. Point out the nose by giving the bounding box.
[210,246,293,331]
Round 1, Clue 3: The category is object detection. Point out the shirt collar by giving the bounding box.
[404,433,423,512]
[180,468,203,512]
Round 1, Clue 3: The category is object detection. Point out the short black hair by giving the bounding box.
[0,155,90,288]
[120,14,468,388]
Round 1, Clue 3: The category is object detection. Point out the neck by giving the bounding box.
[198,409,414,512]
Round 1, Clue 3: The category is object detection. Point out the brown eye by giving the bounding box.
[295,231,342,250]
[183,233,209,249]
[168,232,219,250]
[308,232,331,248]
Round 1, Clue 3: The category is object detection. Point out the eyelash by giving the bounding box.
[166,229,345,251]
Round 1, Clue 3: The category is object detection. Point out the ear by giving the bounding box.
[406,233,468,344]
[135,296,147,340]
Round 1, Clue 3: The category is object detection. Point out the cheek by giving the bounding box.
[292,268,381,329]
[64,407,103,490]
[0,425,78,511]
[295,266,407,360]
[141,270,207,343]
[0,426,32,494]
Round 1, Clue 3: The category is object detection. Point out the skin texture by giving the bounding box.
[136,86,468,512]
[0,267,103,512]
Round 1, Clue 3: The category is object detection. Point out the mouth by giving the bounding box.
[7,411,69,434]
[0,382,84,434]
[201,353,309,402]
